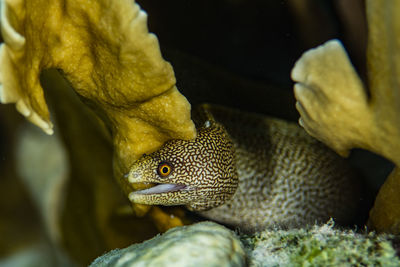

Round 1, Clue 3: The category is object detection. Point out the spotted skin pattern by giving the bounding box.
[128,105,360,232]
[128,119,238,211]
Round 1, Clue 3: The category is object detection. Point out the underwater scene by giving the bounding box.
[0,0,399,266]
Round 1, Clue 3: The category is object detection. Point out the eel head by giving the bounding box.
[126,121,238,211]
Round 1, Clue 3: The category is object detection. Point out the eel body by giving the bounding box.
[126,105,361,232]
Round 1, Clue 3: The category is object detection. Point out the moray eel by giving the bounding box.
[126,104,361,232]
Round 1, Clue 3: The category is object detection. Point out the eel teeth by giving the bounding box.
[133,183,187,195]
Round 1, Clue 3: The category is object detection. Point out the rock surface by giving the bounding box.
[90,221,245,267]
[241,220,400,266]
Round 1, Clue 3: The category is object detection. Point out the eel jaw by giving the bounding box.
[128,183,196,206]
[131,183,188,195]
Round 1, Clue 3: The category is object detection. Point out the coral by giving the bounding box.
[22,70,162,263]
[90,221,246,267]
[15,122,68,244]
[292,40,371,157]
[291,1,400,233]
[0,0,198,263]
[241,221,400,266]
[0,0,196,214]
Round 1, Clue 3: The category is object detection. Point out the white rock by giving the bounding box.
[90,221,245,267]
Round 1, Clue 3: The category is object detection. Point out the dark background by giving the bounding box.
[139,0,367,120]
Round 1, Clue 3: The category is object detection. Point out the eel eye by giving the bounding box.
[157,162,173,177]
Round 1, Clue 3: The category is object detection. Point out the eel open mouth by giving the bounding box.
[132,183,188,195]
[128,183,198,206]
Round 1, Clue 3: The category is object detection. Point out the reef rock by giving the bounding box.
[90,222,245,267]
[242,221,400,266]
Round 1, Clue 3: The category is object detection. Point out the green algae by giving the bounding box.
[241,220,400,267]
